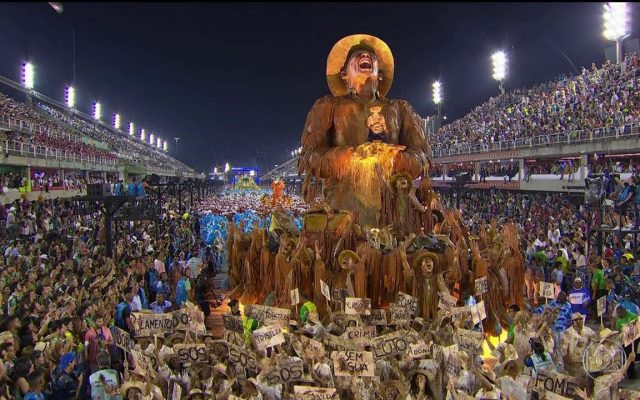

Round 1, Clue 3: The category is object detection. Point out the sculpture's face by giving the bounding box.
[415,373,427,389]
[342,50,380,95]
[396,177,409,190]
[421,259,434,274]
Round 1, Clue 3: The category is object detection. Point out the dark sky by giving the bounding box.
[0,2,635,173]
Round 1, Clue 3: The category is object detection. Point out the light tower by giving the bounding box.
[93,102,102,120]
[491,51,507,94]
[22,62,34,89]
[113,113,121,130]
[65,86,76,108]
[432,80,442,117]
[129,122,135,136]
[603,2,630,64]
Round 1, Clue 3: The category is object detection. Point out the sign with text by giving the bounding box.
[453,329,484,354]
[227,343,258,372]
[331,288,347,303]
[341,326,377,344]
[623,320,638,347]
[294,386,338,400]
[130,309,205,337]
[470,301,487,325]
[371,330,418,359]
[223,328,245,347]
[597,296,606,317]
[408,341,434,360]
[438,292,457,309]
[445,353,462,380]
[173,343,208,364]
[252,324,285,351]
[222,314,244,333]
[332,350,375,377]
[323,333,363,352]
[540,282,555,299]
[361,309,388,326]
[474,276,488,296]
[321,280,331,301]
[249,305,290,327]
[345,297,372,315]
[299,335,325,360]
[113,326,137,353]
[395,291,418,316]
[264,359,304,385]
[532,370,579,398]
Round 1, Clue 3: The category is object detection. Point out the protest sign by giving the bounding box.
[227,343,258,371]
[389,304,413,325]
[445,353,461,380]
[173,343,208,364]
[181,306,207,334]
[470,301,487,325]
[331,288,347,303]
[597,296,606,317]
[323,333,363,352]
[321,280,331,301]
[539,282,555,299]
[453,329,484,353]
[222,314,244,333]
[408,341,434,360]
[264,359,305,385]
[636,319,640,342]
[291,288,300,306]
[361,309,388,326]
[623,320,638,347]
[223,328,245,346]
[474,276,488,295]
[345,297,372,315]
[395,291,418,316]
[130,348,153,376]
[332,350,375,377]
[113,326,136,353]
[341,326,377,345]
[299,335,325,360]
[249,304,290,327]
[532,369,579,398]
[371,330,418,359]
[252,324,285,351]
[211,340,229,358]
[294,386,338,400]
[130,309,205,337]
[438,292,458,309]
[441,344,459,360]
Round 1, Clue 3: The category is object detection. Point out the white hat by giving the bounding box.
[39,254,48,260]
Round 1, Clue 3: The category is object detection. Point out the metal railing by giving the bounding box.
[431,124,640,158]
[0,139,117,167]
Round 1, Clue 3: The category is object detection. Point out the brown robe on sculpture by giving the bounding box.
[260,228,276,302]
[500,223,526,309]
[274,236,296,307]
[322,250,366,312]
[401,249,447,323]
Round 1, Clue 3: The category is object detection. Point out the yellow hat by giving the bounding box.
[412,251,439,270]
[338,250,360,268]
[326,34,394,98]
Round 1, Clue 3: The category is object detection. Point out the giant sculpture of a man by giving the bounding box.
[299,34,431,227]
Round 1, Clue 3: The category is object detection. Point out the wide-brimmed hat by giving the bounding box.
[299,247,315,267]
[412,251,439,270]
[338,250,360,268]
[599,328,619,341]
[379,380,409,399]
[120,381,146,397]
[185,389,213,399]
[326,34,394,98]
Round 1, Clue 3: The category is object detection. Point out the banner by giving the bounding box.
[227,343,258,371]
[172,343,208,364]
[470,301,487,325]
[539,282,555,299]
[345,297,372,315]
[474,276,488,295]
[291,288,300,306]
[371,330,418,359]
[597,296,606,317]
[341,326,377,346]
[453,329,484,353]
[249,305,290,327]
[321,280,331,301]
[332,350,375,377]
[408,341,434,360]
[252,324,285,351]
[113,326,136,353]
[361,309,388,326]
[294,386,338,399]
[264,359,304,385]
[532,370,579,398]
[222,314,244,333]
[130,308,206,337]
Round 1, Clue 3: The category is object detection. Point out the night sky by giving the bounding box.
[0,2,635,173]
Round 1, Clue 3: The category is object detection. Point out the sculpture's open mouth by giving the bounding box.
[358,57,372,72]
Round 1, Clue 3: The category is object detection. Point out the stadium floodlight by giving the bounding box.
[491,51,507,94]
[224,162,230,173]
[22,62,34,89]
[140,128,146,141]
[157,137,162,148]
[250,170,256,177]
[432,81,442,117]
[113,113,121,129]
[129,122,135,136]
[149,133,155,145]
[65,86,76,108]
[93,102,102,120]
[163,140,168,152]
[603,2,630,64]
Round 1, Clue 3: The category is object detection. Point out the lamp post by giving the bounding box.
[432,81,442,118]
[603,2,630,64]
[491,51,507,95]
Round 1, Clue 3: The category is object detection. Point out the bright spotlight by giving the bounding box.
[149,133,155,145]
[249,170,256,177]
[93,102,102,120]
[491,51,507,81]
[603,2,630,41]
[129,122,135,135]
[22,62,34,89]
[65,86,76,108]
[113,113,121,129]
[432,81,442,105]
[157,137,162,148]
[224,162,230,173]
[140,129,146,141]
[163,140,168,152]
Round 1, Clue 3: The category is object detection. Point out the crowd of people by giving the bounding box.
[431,53,640,154]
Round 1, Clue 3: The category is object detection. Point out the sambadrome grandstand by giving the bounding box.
[264,54,640,196]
